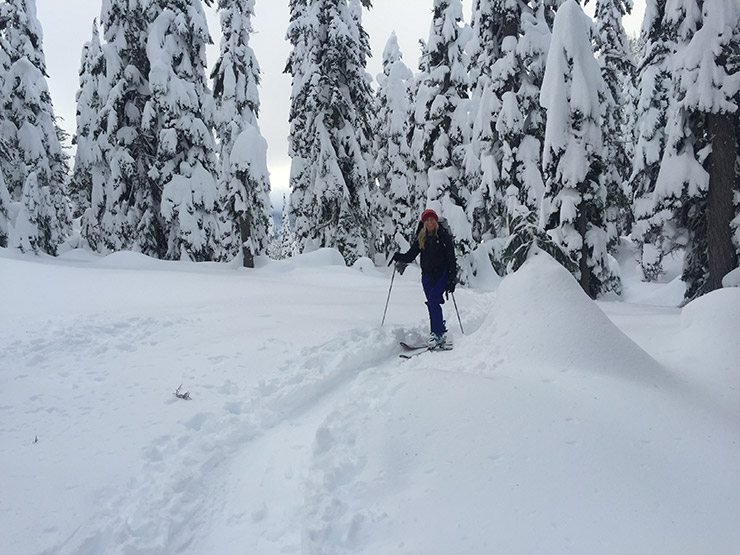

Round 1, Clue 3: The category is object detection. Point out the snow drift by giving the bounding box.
[475,250,664,381]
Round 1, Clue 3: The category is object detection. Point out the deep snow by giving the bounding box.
[1,245,739,555]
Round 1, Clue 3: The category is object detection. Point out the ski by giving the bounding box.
[399,340,453,359]
[400,338,454,350]
[400,341,427,351]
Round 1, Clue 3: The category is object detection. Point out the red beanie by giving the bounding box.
[421,209,438,222]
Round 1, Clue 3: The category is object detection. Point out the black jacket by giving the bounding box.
[396,221,457,282]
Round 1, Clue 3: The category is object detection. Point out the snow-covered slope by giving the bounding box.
[1,247,738,554]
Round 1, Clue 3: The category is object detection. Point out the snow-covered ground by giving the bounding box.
[1,245,739,555]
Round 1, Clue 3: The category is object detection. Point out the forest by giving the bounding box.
[0,0,738,303]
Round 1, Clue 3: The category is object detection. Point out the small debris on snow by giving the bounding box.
[174,385,192,401]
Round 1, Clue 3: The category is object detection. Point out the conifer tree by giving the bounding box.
[144,0,222,261]
[466,0,502,246]
[285,0,311,243]
[278,194,297,259]
[654,0,740,302]
[0,0,70,255]
[211,0,272,267]
[70,20,106,220]
[286,0,376,265]
[588,0,636,249]
[84,0,154,254]
[412,0,474,282]
[540,0,621,298]
[12,170,44,252]
[372,32,417,255]
[630,0,674,280]
[500,1,556,273]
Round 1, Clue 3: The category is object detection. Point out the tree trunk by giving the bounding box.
[706,112,738,291]
[239,215,254,268]
[577,199,591,298]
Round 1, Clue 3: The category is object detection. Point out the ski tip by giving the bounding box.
[400,341,426,351]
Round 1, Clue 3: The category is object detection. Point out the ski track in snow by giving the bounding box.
[20,289,491,555]
[31,293,490,555]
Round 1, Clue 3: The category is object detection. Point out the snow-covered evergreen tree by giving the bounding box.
[372,32,417,256]
[0,0,71,255]
[83,0,223,261]
[465,0,504,247]
[589,0,636,249]
[540,0,620,298]
[499,1,556,273]
[630,0,674,280]
[411,0,474,282]
[144,0,222,261]
[83,0,153,254]
[284,0,311,250]
[70,20,106,220]
[11,170,43,252]
[274,193,297,259]
[653,0,740,302]
[286,0,376,265]
[464,0,508,250]
[211,0,272,267]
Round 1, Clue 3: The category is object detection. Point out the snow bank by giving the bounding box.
[681,287,740,374]
[615,239,686,306]
[623,274,686,307]
[681,287,740,343]
[352,256,384,277]
[476,250,663,380]
[260,248,347,273]
[723,266,740,287]
[94,250,186,270]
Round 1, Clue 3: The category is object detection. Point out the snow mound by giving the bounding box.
[291,248,346,267]
[57,248,101,263]
[623,274,686,307]
[681,287,740,365]
[352,256,382,275]
[723,267,740,288]
[262,248,347,273]
[92,251,232,275]
[478,250,663,380]
[93,250,185,270]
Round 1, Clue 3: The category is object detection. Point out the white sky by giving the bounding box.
[35,0,645,203]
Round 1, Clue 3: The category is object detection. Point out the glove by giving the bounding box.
[445,279,456,294]
[395,262,407,275]
[392,252,402,262]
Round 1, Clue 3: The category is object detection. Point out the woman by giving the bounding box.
[393,209,457,348]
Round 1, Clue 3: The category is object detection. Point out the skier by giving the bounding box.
[392,209,457,349]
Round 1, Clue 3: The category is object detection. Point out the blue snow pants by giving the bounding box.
[422,269,448,335]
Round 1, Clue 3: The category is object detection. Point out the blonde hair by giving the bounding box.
[418,219,438,250]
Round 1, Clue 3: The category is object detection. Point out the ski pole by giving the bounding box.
[451,291,464,335]
[381,264,396,327]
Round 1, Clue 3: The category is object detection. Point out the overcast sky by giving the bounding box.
[35,0,645,204]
